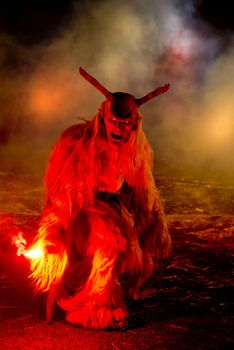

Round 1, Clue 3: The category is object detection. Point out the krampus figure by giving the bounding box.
[30,68,171,329]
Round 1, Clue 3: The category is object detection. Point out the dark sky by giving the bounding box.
[194,0,234,31]
[0,0,76,44]
[1,0,234,45]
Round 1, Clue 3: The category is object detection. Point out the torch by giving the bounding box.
[12,231,44,260]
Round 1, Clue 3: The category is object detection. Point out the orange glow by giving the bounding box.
[208,114,232,144]
[12,232,44,260]
[201,103,233,148]
[29,86,63,117]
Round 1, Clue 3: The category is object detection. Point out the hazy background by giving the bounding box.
[0,0,234,185]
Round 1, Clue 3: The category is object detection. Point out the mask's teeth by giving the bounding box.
[111,133,123,140]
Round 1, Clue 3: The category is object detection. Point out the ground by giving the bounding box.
[0,168,233,350]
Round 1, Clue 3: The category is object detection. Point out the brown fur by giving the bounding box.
[30,103,171,329]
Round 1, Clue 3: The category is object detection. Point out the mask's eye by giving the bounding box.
[123,120,133,127]
[107,118,117,125]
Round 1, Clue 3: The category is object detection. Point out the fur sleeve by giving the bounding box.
[143,185,171,259]
[39,123,88,244]
[29,123,90,292]
[131,135,171,260]
[133,170,171,260]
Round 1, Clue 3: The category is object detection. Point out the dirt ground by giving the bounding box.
[0,170,233,350]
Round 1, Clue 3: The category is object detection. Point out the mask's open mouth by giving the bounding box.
[111,132,123,141]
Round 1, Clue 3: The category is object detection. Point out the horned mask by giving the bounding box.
[79,67,170,120]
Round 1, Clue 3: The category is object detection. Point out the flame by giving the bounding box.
[12,231,68,292]
[12,232,44,260]
[24,247,44,259]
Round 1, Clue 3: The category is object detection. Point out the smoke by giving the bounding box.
[0,0,234,183]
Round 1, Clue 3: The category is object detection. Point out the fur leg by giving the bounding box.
[59,249,128,329]
[58,206,129,329]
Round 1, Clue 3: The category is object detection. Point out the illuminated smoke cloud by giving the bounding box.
[0,0,233,182]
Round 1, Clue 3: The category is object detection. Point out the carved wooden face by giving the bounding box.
[103,93,138,146]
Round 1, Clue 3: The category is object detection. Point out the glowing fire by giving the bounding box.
[12,232,44,260]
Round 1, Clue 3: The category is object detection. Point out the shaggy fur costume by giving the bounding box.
[30,105,171,329]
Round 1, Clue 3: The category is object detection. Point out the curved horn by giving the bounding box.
[79,67,112,98]
[135,83,170,106]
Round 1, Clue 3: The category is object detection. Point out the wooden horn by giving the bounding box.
[135,83,170,106]
[79,67,112,99]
